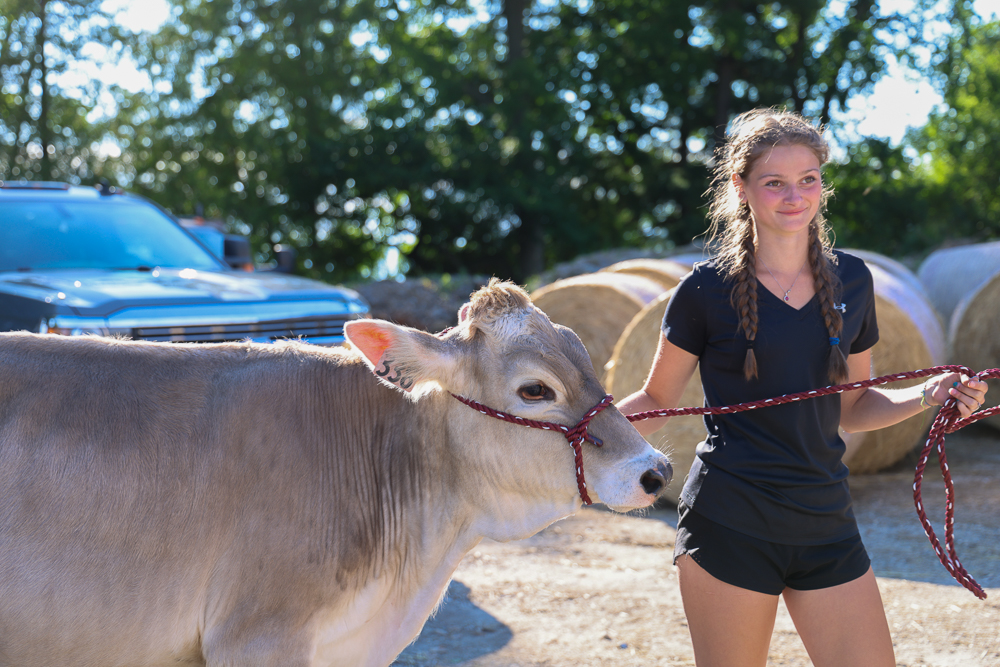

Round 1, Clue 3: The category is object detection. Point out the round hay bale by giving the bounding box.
[948,269,1000,431]
[664,252,707,268]
[868,263,948,366]
[917,241,1000,325]
[530,273,666,378]
[599,258,691,290]
[842,264,944,473]
[842,248,930,311]
[604,290,705,503]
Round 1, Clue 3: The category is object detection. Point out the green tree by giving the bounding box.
[118,0,937,283]
[910,15,1000,243]
[824,139,934,255]
[0,0,134,181]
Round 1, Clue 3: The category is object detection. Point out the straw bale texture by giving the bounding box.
[842,249,931,315]
[599,258,691,290]
[842,264,944,473]
[948,270,1000,431]
[663,252,706,269]
[530,273,666,379]
[604,291,705,502]
[869,262,947,366]
[916,241,1000,325]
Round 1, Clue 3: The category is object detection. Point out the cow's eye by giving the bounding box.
[518,383,553,401]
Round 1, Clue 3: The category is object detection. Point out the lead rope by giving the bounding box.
[440,320,613,506]
[625,365,1000,600]
[450,393,614,506]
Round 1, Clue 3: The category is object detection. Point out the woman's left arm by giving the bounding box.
[839,349,990,433]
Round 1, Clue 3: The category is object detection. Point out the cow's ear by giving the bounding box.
[344,319,453,393]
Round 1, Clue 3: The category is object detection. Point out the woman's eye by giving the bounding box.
[518,383,553,401]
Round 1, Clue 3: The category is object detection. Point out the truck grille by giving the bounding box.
[131,315,353,343]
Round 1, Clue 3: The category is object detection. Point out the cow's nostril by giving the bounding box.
[640,461,673,496]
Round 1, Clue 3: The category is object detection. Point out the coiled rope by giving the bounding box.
[625,365,1000,600]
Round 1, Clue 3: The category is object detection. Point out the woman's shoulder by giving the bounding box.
[682,256,726,285]
[831,249,874,281]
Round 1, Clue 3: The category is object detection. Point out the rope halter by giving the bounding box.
[449,393,614,505]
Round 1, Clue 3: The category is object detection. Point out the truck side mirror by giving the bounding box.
[273,244,297,274]
[223,236,254,271]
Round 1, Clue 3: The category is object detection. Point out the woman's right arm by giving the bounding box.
[616,332,700,437]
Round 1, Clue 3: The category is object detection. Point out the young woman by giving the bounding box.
[617,108,989,667]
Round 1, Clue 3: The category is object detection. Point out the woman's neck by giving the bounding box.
[754,231,810,274]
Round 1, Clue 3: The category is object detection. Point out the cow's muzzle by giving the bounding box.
[640,460,672,497]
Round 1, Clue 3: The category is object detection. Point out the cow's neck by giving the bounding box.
[313,382,580,664]
[314,520,480,666]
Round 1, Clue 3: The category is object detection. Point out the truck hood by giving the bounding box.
[0,268,368,319]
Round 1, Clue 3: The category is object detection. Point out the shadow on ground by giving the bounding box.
[393,581,513,666]
[391,424,1000,666]
[849,423,1000,589]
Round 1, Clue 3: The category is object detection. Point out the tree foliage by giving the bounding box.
[909,14,1000,244]
[824,139,934,255]
[0,0,136,180]
[2,0,960,282]
[108,0,931,283]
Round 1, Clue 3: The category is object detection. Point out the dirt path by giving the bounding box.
[395,425,1000,667]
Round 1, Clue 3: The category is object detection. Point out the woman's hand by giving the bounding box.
[924,373,990,419]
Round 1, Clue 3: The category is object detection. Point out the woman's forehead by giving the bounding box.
[748,144,821,177]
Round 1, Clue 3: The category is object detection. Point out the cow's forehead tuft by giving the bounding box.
[464,278,531,320]
[459,278,574,352]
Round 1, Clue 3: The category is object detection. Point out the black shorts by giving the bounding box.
[673,502,871,595]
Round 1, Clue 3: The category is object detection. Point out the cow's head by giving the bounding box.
[345,279,671,537]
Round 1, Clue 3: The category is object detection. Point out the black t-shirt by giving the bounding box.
[663,251,879,545]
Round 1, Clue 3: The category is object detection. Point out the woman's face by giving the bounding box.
[733,144,822,241]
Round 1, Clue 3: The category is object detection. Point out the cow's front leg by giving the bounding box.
[202,618,320,667]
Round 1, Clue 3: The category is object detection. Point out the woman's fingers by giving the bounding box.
[947,375,989,417]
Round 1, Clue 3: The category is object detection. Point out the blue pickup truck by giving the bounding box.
[0,181,368,344]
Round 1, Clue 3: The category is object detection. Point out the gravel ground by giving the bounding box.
[395,424,1000,667]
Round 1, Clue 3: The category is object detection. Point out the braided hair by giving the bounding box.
[705,108,849,384]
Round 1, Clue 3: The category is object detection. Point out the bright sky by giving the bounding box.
[100,0,1000,147]
[838,0,999,144]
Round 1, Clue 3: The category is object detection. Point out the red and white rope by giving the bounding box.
[450,393,614,506]
[449,366,997,598]
[625,365,999,600]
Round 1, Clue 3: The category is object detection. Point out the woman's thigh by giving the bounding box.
[782,567,895,667]
[676,554,780,667]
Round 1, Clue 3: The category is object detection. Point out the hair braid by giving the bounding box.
[808,222,849,384]
[730,220,760,381]
[706,107,838,383]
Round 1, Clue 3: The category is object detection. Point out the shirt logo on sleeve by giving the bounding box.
[834,303,847,313]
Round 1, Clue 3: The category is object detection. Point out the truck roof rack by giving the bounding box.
[0,181,71,190]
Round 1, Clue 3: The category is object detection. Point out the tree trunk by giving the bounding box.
[502,0,545,278]
[38,0,52,179]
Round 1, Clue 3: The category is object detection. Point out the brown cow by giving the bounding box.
[0,279,670,666]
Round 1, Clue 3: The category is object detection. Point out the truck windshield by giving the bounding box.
[0,199,226,272]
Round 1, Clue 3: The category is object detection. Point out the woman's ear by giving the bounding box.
[732,174,746,200]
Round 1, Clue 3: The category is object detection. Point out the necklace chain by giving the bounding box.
[758,257,805,302]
